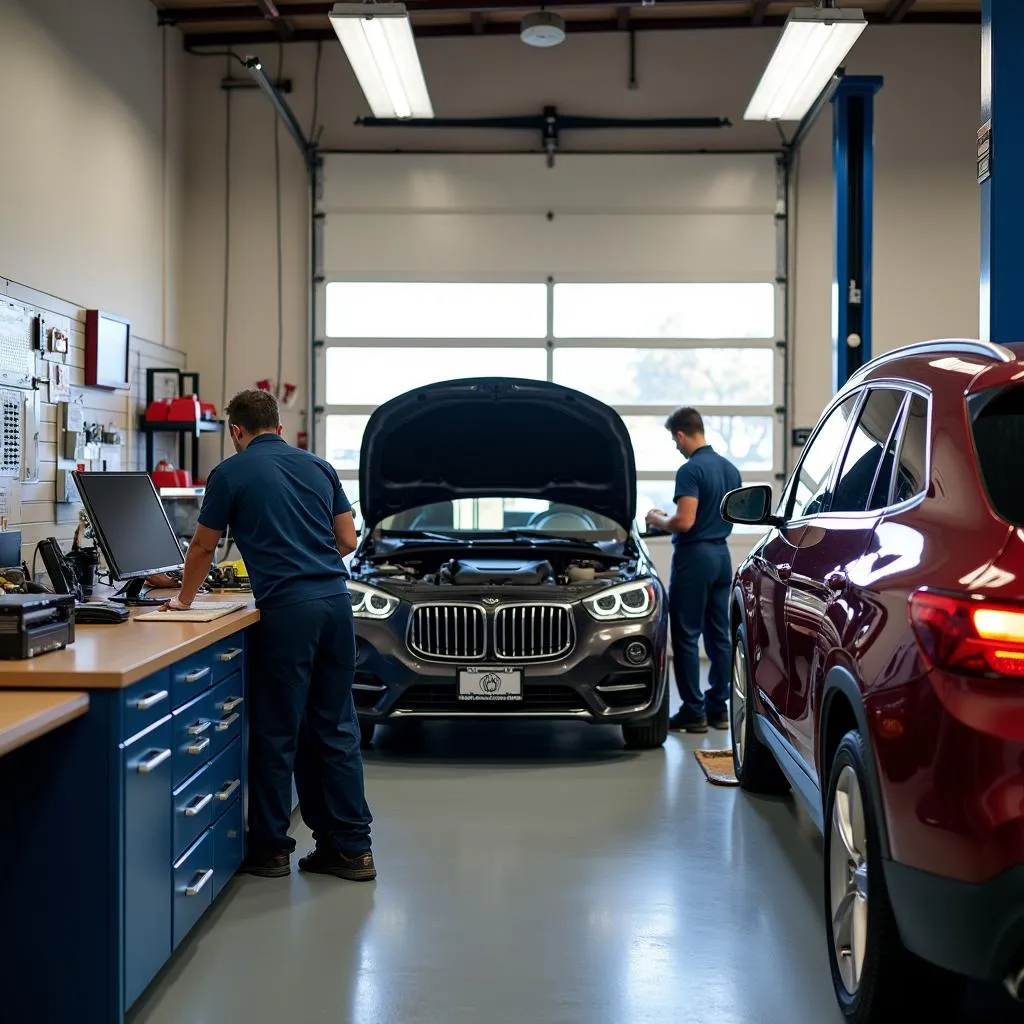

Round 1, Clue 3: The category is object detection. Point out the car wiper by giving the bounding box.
[500,531,594,546]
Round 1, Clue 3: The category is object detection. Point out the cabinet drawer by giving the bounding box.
[210,635,246,683]
[171,689,219,788]
[209,675,245,757]
[122,669,172,740]
[209,736,243,822]
[212,798,244,899]
[170,650,215,710]
[173,830,215,950]
[123,717,173,1009]
[172,761,215,861]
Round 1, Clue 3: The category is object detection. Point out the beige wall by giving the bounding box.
[0,0,185,557]
[791,25,981,437]
[180,25,982,471]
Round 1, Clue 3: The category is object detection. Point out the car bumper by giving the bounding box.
[885,858,1024,981]
[353,614,668,725]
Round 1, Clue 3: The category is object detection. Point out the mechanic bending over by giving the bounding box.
[167,389,376,882]
[646,407,742,734]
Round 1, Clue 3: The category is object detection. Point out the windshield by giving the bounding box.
[377,498,627,540]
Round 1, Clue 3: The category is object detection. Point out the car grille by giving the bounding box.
[494,605,574,661]
[396,684,585,713]
[408,605,486,661]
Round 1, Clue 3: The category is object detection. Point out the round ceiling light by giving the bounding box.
[520,11,567,47]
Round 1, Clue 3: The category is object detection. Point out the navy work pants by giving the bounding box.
[247,593,372,858]
[669,540,732,720]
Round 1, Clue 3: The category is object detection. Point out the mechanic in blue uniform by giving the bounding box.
[167,389,375,882]
[646,407,742,734]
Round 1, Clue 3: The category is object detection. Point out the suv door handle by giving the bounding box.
[825,571,848,592]
[777,563,792,582]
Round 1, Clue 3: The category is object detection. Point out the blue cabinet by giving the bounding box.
[212,796,244,899]
[123,717,174,1009]
[0,624,250,1024]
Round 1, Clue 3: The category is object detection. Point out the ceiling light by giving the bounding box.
[329,3,433,120]
[744,5,867,122]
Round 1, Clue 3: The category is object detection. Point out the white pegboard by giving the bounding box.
[0,302,36,390]
[0,390,23,478]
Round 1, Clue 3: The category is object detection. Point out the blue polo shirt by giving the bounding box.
[672,445,742,548]
[198,434,352,609]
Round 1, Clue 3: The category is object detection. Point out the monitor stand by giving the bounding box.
[111,579,166,607]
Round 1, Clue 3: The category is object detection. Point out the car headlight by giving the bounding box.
[583,579,657,621]
[349,581,400,620]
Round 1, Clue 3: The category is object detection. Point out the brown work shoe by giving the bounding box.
[298,846,377,881]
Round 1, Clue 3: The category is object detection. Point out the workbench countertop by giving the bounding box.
[0,690,90,756]
[0,598,259,690]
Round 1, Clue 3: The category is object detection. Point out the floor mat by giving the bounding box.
[693,749,738,786]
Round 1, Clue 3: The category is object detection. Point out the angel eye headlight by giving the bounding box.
[349,582,399,620]
[583,579,657,621]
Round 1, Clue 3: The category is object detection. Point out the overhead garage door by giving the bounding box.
[315,152,784,565]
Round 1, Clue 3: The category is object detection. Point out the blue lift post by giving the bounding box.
[831,75,883,392]
[981,0,1024,344]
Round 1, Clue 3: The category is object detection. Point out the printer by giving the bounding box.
[0,593,76,659]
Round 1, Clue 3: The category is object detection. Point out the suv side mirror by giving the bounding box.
[721,485,782,527]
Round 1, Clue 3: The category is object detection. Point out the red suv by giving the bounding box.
[721,339,1024,1022]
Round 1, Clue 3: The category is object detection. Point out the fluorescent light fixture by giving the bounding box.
[744,6,867,122]
[329,3,433,119]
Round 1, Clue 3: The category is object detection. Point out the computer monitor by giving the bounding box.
[73,472,185,605]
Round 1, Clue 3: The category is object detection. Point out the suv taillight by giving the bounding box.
[909,589,1024,678]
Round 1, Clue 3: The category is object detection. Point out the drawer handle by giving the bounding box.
[184,666,211,684]
[137,748,171,774]
[184,793,213,817]
[186,737,211,756]
[219,647,243,663]
[216,778,241,802]
[133,689,169,711]
[216,712,241,732]
[216,696,244,713]
[185,869,214,897]
[186,719,211,737]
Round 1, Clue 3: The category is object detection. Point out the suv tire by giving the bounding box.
[824,730,962,1022]
[622,690,669,749]
[731,624,789,793]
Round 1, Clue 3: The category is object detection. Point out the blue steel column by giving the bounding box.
[831,76,883,392]
[981,0,1024,343]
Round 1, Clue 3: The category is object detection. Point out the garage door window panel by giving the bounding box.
[553,283,776,339]
[552,347,775,406]
[325,347,547,406]
[624,415,774,474]
[325,282,548,339]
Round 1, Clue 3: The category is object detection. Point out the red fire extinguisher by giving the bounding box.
[297,430,308,450]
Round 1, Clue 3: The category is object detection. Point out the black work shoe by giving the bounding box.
[709,712,731,731]
[238,851,291,878]
[299,846,377,881]
[669,711,709,734]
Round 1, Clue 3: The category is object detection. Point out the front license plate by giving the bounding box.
[458,667,523,701]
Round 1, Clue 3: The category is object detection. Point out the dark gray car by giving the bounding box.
[348,377,670,750]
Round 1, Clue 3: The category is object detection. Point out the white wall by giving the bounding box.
[179,24,983,479]
[0,0,186,557]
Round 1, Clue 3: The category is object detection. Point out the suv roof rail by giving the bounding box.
[846,339,1016,386]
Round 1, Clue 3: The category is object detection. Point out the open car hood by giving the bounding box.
[358,378,637,530]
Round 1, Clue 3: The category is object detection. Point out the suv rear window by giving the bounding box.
[971,386,1024,525]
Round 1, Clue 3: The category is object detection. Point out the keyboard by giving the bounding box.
[134,601,248,623]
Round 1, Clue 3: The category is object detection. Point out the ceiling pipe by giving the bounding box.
[180,11,980,48]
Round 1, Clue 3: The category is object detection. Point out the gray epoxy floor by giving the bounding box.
[129,708,1024,1024]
